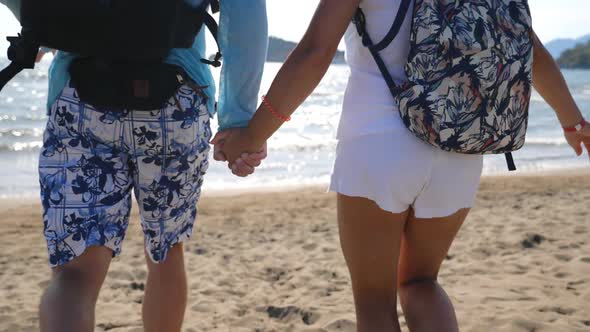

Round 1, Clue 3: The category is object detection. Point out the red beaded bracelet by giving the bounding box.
[563,118,587,133]
[262,95,291,122]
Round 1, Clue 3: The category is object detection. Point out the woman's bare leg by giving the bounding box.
[398,208,470,332]
[337,194,409,332]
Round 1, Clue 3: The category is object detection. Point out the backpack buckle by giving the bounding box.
[352,9,367,37]
[200,51,222,67]
[352,9,374,47]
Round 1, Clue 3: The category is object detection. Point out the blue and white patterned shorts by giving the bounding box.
[39,83,211,267]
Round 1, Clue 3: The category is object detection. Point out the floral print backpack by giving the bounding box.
[353,0,534,170]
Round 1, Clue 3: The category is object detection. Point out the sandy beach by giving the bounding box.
[0,171,589,332]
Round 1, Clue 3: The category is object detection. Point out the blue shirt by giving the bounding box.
[45,0,268,130]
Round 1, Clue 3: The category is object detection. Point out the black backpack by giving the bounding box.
[0,0,222,94]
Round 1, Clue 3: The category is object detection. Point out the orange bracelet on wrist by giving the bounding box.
[262,95,291,122]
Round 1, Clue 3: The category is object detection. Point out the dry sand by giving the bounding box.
[0,172,589,332]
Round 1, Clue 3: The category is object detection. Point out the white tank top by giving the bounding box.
[337,0,414,139]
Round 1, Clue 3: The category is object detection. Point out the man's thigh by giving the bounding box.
[39,86,134,267]
[131,84,211,264]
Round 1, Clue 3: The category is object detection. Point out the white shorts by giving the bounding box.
[329,130,484,219]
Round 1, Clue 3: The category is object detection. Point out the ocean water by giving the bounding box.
[0,60,589,197]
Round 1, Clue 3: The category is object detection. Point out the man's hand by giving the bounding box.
[211,128,267,177]
[565,125,590,161]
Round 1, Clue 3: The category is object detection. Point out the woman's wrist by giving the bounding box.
[557,107,585,130]
[244,125,267,150]
[563,118,587,133]
[560,115,585,131]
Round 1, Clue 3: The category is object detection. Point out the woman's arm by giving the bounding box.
[531,31,584,127]
[216,0,361,164]
[531,30,590,157]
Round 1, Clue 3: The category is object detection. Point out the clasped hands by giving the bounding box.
[211,115,590,176]
[211,128,267,177]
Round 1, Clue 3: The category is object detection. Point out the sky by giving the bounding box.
[265,0,590,43]
[1,0,589,49]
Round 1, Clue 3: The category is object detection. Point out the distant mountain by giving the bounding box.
[267,37,345,64]
[557,41,590,69]
[545,35,590,58]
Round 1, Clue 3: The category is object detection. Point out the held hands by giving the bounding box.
[211,128,267,177]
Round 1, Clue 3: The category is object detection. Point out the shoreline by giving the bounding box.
[1,167,588,203]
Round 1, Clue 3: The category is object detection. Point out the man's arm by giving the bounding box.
[1,0,20,20]
[216,0,268,130]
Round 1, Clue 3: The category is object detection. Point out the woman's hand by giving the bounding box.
[564,125,590,160]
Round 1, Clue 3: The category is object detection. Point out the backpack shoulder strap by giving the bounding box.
[370,0,412,52]
[0,62,26,93]
[353,0,412,51]
[352,0,412,95]
[505,153,517,171]
[200,3,222,67]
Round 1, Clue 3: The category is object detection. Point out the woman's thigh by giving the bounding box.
[337,193,409,295]
[398,208,470,284]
